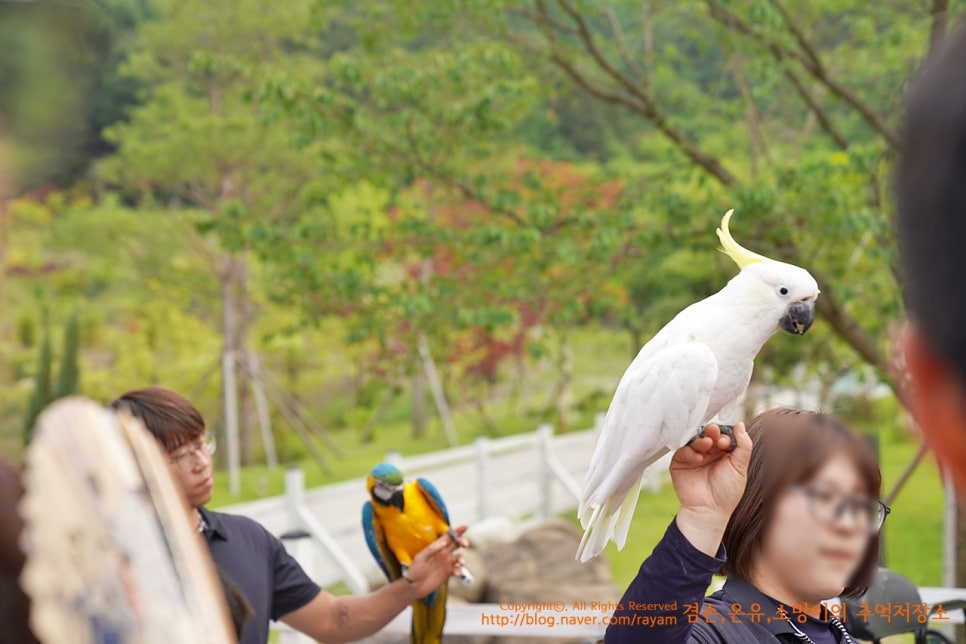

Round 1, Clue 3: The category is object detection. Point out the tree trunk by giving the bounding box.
[505,357,530,419]
[943,470,966,643]
[551,330,573,433]
[220,251,241,495]
[930,0,949,53]
[234,254,253,466]
[956,503,966,644]
[418,334,457,446]
[248,353,277,469]
[220,247,254,488]
[238,362,253,466]
[412,359,427,439]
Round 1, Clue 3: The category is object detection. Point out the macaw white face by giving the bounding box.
[373,480,405,510]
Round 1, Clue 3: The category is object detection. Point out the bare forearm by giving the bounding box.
[284,527,466,642]
[314,580,416,643]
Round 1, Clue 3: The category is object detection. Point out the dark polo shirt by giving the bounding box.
[199,507,321,644]
[605,517,855,643]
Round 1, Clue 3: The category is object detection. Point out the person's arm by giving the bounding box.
[605,423,752,644]
[280,526,467,643]
[605,514,727,643]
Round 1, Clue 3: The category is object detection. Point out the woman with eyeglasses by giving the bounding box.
[605,408,889,644]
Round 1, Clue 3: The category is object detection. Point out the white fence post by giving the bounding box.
[285,468,369,596]
[538,423,553,519]
[283,468,314,578]
[286,467,304,526]
[475,436,489,521]
[385,449,403,468]
[593,412,606,434]
[280,468,313,644]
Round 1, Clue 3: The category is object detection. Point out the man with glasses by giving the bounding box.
[110,387,468,644]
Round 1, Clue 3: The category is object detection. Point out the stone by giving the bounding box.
[464,515,520,550]
[478,518,619,644]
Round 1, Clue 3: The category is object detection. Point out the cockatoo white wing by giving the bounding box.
[576,342,718,562]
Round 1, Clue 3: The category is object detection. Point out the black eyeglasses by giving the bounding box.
[792,483,891,536]
[168,434,216,473]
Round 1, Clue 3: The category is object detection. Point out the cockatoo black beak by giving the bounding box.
[780,299,816,335]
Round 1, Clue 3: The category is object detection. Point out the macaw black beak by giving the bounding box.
[390,489,404,512]
[780,299,816,335]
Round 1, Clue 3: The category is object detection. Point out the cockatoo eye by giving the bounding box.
[776,285,790,298]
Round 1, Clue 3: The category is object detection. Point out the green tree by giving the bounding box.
[22,321,52,444]
[259,15,649,433]
[23,314,81,444]
[0,0,150,191]
[99,0,336,480]
[295,0,946,401]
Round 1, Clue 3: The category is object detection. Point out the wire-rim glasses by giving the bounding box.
[168,433,216,473]
[792,483,891,536]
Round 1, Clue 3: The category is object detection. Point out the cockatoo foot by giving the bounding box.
[690,424,737,452]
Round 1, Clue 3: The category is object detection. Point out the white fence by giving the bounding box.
[218,415,672,592]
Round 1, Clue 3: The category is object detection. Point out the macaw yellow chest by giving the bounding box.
[373,483,449,566]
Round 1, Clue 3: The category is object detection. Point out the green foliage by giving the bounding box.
[0,0,149,190]
[22,314,80,444]
[55,314,80,398]
[22,322,52,444]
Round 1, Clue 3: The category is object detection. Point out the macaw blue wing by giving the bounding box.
[362,501,401,582]
[415,477,450,525]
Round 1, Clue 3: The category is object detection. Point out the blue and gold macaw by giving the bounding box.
[362,462,470,644]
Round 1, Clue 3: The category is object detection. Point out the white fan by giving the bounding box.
[18,397,235,643]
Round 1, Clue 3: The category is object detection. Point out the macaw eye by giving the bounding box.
[776,285,790,298]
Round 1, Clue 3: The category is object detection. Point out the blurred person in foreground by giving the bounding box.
[0,455,40,644]
[111,386,468,644]
[897,24,966,498]
[606,409,887,643]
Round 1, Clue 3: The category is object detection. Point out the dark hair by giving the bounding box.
[109,387,206,451]
[897,24,966,383]
[0,457,40,644]
[721,408,881,599]
[215,566,254,638]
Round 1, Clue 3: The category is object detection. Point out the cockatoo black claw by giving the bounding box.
[689,424,737,452]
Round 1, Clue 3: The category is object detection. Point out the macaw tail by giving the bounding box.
[410,582,447,644]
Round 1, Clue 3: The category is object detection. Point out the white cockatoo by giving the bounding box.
[576,209,819,562]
